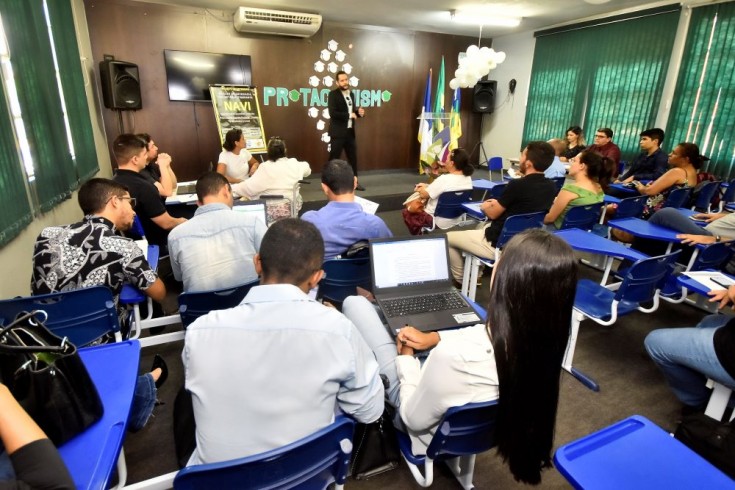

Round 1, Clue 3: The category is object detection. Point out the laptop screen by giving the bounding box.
[233,200,267,228]
[371,236,451,290]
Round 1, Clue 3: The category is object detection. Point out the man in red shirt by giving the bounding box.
[588,128,622,177]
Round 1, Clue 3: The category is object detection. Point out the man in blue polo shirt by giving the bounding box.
[302,160,392,259]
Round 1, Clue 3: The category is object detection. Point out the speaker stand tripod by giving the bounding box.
[469,114,488,168]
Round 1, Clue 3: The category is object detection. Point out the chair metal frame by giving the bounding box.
[421,189,474,233]
[564,251,681,391]
[461,211,546,301]
[397,400,499,490]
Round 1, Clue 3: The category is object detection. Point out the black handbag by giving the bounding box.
[0,310,104,446]
[675,412,735,478]
[349,406,400,479]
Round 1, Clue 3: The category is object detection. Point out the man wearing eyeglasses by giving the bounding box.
[30,178,165,324]
[328,71,366,191]
[30,177,169,432]
[112,134,186,249]
[587,128,621,177]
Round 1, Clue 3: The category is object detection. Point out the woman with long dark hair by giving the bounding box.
[544,150,613,228]
[343,229,577,484]
[560,126,586,162]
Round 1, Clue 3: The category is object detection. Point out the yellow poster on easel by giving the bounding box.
[209,85,267,154]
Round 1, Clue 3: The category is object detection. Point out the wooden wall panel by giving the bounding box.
[84,0,484,180]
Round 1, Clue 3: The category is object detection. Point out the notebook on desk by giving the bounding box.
[369,236,482,335]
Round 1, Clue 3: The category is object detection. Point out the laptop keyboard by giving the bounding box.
[382,291,467,318]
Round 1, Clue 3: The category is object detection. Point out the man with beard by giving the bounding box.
[446,141,557,283]
[328,71,366,190]
[137,133,178,197]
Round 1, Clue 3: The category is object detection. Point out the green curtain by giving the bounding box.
[522,9,680,160]
[666,2,735,179]
[2,0,76,212]
[0,73,33,246]
[46,0,99,183]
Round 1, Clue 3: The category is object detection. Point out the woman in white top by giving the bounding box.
[343,229,577,485]
[231,137,311,224]
[216,128,259,183]
[402,148,474,233]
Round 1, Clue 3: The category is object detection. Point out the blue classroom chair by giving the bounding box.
[317,257,372,308]
[558,202,604,231]
[555,415,734,489]
[551,176,566,193]
[178,280,258,328]
[662,187,692,209]
[564,251,681,391]
[421,189,473,233]
[173,417,356,490]
[0,286,119,346]
[397,400,499,490]
[487,156,503,180]
[691,180,721,213]
[461,211,546,301]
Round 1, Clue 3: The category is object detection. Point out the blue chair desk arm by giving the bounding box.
[554,415,734,489]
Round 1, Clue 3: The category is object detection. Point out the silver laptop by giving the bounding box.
[232,200,267,228]
[177,182,196,194]
[369,235,483,335]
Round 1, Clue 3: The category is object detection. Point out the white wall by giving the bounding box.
[0,0,112,299]
[484,30,536,165]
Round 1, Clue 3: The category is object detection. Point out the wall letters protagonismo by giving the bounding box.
[261,87,392,107]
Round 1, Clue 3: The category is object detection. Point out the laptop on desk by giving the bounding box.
[370,236,483,335]
[233,199,267,228]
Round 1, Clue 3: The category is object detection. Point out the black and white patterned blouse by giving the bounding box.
[30,216,157,318]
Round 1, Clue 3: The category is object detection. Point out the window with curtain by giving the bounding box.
[666,2,735,180]
[522,7,680,160]
[0,0,97,245]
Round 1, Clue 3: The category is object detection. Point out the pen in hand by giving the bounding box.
[711,277,733,289]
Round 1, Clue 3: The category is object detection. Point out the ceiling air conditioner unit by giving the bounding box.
[233,7,322,38]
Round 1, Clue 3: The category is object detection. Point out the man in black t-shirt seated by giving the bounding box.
[645,285,735,414]
[112,134,186,249]
[446,141,558,282]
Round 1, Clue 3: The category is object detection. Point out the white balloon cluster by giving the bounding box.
[449,45,506,90]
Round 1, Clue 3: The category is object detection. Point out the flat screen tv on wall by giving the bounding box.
[163,49,252,102]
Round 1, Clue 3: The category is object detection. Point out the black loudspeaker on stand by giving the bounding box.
[472,80,496,114]
[99,60,142,110]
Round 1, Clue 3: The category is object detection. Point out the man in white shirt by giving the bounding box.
[168,172,266,292]
[183,218,384,465]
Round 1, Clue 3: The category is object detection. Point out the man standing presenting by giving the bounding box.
[168,172,266,292]
[112,134,186,248]
[183,219,384,465]
[328,71,366,191]
[302,160,391,260]
[446,141,557,282]
[587,128,621,176]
